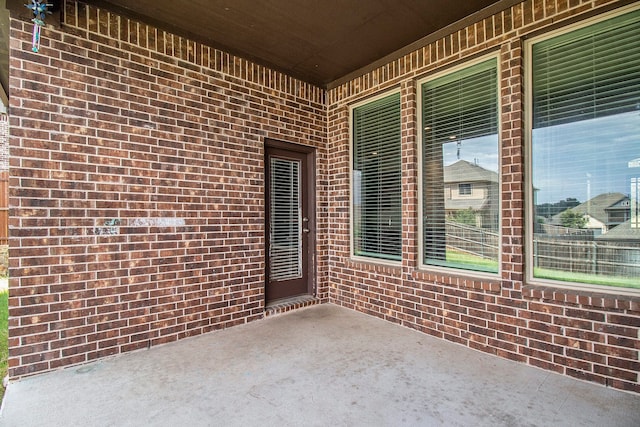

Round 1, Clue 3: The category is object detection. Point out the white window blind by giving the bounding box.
[422,60,498,143]
[352,92,402,261]
[269,157,302,281]
[530,8,640,288]
[532,10,640,129]
[421,58,499,273]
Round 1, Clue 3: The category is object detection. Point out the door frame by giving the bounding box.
[264,138,316,302]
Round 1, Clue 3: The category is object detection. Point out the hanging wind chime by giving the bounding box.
[25,0,52,53]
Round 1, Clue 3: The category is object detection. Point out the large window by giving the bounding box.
[352,92,402,261]
[421,57,500,273]
[528,8,640,289]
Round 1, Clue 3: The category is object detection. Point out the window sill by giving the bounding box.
[522,282,640,310]
[412,267,501,293]
[347,257,402,274]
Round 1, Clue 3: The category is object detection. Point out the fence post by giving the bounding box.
[533,239,538,268]
[592,241,597,275]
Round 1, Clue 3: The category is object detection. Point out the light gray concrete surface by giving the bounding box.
[1,304,639,426]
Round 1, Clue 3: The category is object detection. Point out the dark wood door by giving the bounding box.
[265,142,315,302]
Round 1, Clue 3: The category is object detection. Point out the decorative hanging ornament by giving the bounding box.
[25,0,52,53]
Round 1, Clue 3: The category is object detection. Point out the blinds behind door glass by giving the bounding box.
[352,92,402,260]
[532,10,640,129]
[269,157,302,281]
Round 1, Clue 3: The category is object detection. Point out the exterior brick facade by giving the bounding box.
[0,114,8,171]
[7,0,640,395]
[326,0,640,394]
[8,1,328,377]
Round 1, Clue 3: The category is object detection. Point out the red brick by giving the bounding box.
[9,0,325,379]
[7,0,639,398]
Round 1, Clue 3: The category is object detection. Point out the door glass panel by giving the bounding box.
[269,157,302,281]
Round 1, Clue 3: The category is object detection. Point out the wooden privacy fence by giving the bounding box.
[446,221,499,260]
[537,222,594,239]
[0,171,6,246]
[446,223,639,278]
[533,237,640,277]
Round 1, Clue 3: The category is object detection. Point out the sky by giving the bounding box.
[354,109,639,207]
[442,134,499,172]
[440,111,640,205]
[532,111,640,204]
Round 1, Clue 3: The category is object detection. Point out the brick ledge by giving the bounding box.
[265,295,321,317]
[522,284,640,311]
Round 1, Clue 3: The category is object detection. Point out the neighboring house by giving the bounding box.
[443,160,498,229]
[596,219,640,242]
[551,192,628,235]
[605,196,632,229]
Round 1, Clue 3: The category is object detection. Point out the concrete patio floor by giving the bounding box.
[1,304,638,426]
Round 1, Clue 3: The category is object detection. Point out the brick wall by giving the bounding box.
[0,114,8,250]
[8,1,327,377]
[327,0,640,394]
[7,0,640,395]
[0,114,8,171]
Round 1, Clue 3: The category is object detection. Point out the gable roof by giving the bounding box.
[605,196,631,211]
[596,220,640,241]
[551,192,627,225]
[444,160,498,184]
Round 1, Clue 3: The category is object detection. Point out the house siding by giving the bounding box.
[6,0,640,395]
[8,1,328,377]
[327,0,640,394]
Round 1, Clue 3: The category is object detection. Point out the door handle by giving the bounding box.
[303,228,310,233]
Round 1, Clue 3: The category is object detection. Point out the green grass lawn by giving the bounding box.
[446,250,499,272]
[534,268,640,289]
[425,249,499,273]
[432,250,638,288]
[0,283,7,402]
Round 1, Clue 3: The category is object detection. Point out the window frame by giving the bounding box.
[524,3,640,295]
[349,89,403,265]
[417,53,502,277]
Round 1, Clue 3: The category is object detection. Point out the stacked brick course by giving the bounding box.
[7,0,640,395]
[327,0,640,393]
[0,114,8,171]
[8,1,327,376]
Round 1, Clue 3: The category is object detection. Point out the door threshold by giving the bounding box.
[265,295,320,317]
